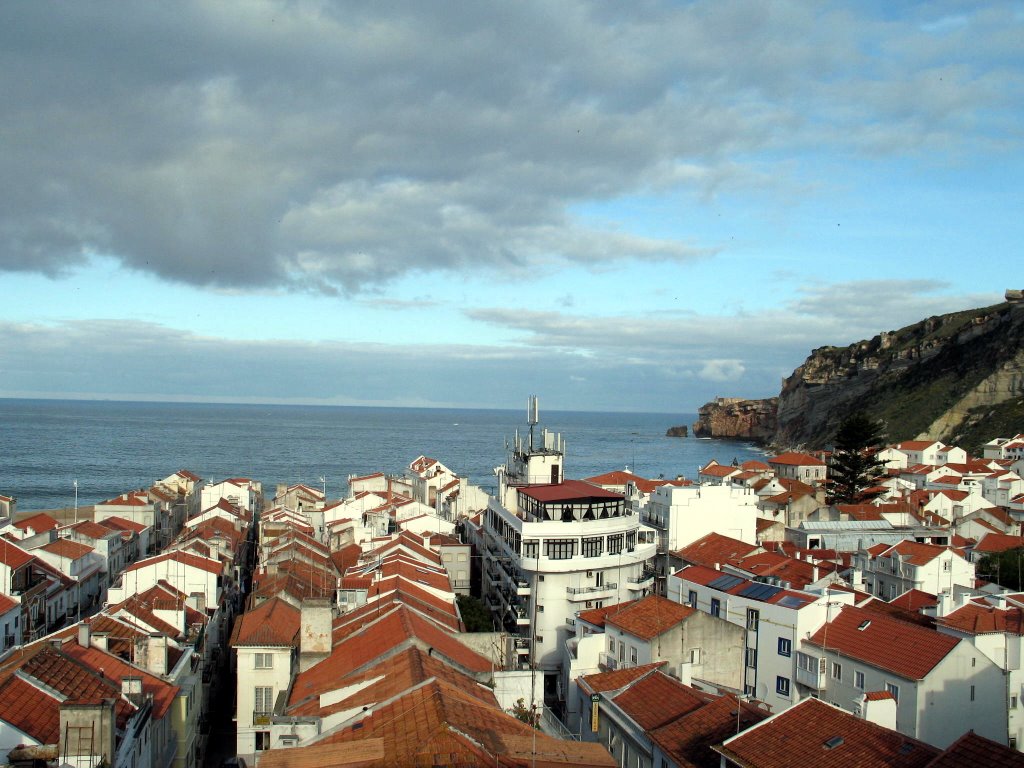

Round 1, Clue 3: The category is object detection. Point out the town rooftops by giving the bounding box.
[674,564,818,610]
[768,452,826,466]
[123,550,222,575]
[230,596,301,647]
[12,513,59,533]
[939,601,1024,636]
[924,729,1024,767]
[578,662,666,694]
[715,698,938,768]
[603,595,696,641]
[672,532,761,568]
[973,532,1024,554]
[611,671,717,731]
[806,605,959,680]
[0,539,34,569]
[39,538,95,560]
[650,692,767,768]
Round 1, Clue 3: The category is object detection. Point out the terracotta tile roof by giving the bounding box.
[806,605,959,680]
[769,452,826,466]
[576,600,636,629]
[256,740,386,768]
[611,672,715,730]
[291,606,491,707]
[700,464,741,477]
[99,515,149,533]
[66,520,118,539]
[974,532,1024,554]
[0,593,19,614]
[578,663,665,694]
[649,694,767,768]
[13,513,59,532]
[674,564,818,610]
[864,690,895,701]
[925,729,1024,767]
[517,479,623,502]
[672,532,760,568]
[716,698,939,768]
[61,641,179,718]
[604,595,695,640]
[881,540,952,566]
[0,674,62,743]
[40,538,95,560]
[939,602,1024,636]
[124,550,222,575]
[0,539,34,569]
[318,679,616,766]
[97,491,151,507]
[230,596,301,647]
[742,460,771,471]
[286,646,497,718]
[898,440,938,451]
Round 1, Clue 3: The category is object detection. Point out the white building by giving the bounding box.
[640,483,758,556]
[479,401,658,705]
[854,540,975,601]
[799,604,1007,748]
[937,593,1024,751]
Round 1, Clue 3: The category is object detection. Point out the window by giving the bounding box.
[581,537,603,558]
[625,531,636,551]
[608,637,615,652]
[546,539,576,560]
[255,732,270,751]
[607,534,623,555]
[689,648,701,664]
[855,671,865,690]
[831,662,842,681]
[776,676,791,697]
[885,682,900,704]
[746,608,759,631]
[687,590,697,608]
[777,638,792,657]
[745,648,757,668]
[970,685,975,701]
[1011,695,1018,709]
[744,684,755,697]
[618,641,625,662]
[254,653,273,669]
[254,686,273,714]
[523,540,538,558]
[630,646,638,664]
[710,598,721,618]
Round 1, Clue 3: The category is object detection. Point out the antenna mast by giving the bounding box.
[527,396,539,451]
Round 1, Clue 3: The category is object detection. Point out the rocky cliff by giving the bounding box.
[692,397,778,442]
[694,301,1024,451]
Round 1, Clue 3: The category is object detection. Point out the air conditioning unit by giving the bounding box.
[586,570,594,578]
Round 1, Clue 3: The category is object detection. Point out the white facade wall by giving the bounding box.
[799,637,1006,748]
[860,549,975,600]
[235,645,294,761]
[109,558,221,607]
[641,484,758,552]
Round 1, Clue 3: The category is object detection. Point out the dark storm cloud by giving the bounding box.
[2,2,1018,292]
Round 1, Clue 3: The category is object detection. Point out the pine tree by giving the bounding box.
[827,412,886,504]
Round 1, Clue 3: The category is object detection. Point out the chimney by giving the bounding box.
[60,700,116,766]
[860,692,897,730]
[186,592,207,614]
[147,634,169,676]
[122,675,144,701]
[812,565,820,582]
[936,591,950,618]
[299,597,332,672]
[78,620,92,648]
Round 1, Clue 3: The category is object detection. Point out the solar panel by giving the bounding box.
[738,583,782,601]
[777,595,807,609]
[708,574,744,591]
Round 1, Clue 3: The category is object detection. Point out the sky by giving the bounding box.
[1,1,1021,414]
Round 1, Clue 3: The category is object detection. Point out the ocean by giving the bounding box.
[0,399,768,513]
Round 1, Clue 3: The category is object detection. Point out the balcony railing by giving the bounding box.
[794,652,826,690]
[566,583,617,601]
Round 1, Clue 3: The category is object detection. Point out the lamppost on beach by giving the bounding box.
[73,479,78,524]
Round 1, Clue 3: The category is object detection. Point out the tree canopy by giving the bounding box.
[827,412,887,504]
[976,547,1024,592]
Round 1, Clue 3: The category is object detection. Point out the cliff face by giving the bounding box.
[694,301,1024,451]
[692,397,778,443]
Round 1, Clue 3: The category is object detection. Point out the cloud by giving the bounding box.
[3,2,1019,293]
[699,359,745,382]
